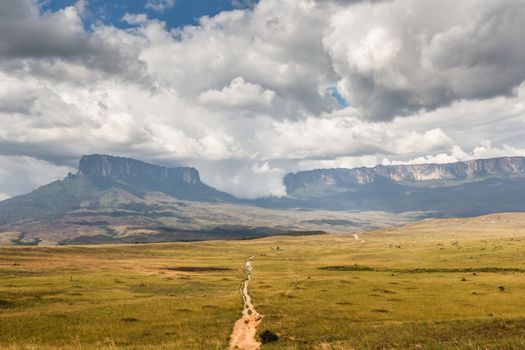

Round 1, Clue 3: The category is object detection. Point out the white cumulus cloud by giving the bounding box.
[145,0,175,13]
[199,77,276,110]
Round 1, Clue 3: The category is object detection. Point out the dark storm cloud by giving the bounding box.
[0,0,145,80]
[325,0,525,121]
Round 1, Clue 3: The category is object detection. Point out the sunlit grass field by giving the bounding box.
[1,213,525,349]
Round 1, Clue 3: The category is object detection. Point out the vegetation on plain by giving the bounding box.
[1,213,525,349]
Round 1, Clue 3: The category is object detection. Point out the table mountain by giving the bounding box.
[285,157,525,191]
[3,154,525,245]
[277,156,525,214]
[0,154,236,226]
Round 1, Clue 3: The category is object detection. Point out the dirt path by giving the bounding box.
[227,257,263,350]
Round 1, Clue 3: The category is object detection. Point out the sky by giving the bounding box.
[1,0,525,200]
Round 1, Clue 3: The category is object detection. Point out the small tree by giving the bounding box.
[260,330,279,344]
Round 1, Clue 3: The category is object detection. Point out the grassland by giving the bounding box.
[2,213,525,349]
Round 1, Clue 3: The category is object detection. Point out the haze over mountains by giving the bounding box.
[1,154,525,245]
[280,156,525,214]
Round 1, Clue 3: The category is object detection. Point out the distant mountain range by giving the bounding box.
[1,154,525,245]
[278,156,525,214]
[286,157,525,187]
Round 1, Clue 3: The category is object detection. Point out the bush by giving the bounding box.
[260,329,279,344]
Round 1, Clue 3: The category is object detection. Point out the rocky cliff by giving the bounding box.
[285,157,525,193]
[79,154,201,187]
[76,154,235,202]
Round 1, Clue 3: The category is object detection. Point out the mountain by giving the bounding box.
[3,154,525,246]
[279,156,525,215]
[285,157,525,189]
[77,154,236,202]
[0,154,236,226]
[0,154,408,245]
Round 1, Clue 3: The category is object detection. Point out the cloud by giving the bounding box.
[232,0,259,8]
[257,113,454,160]
[133,1,336,117]
[198,77,275,110]
[195,160,286,198]
[1,0,525,199]
[388,143,525,166]
[0,156,75,197]
[0,0,146,81]
[122,13,149,25]
[324,0,525,120]
[145,0,175,13]
[0,77,38,115]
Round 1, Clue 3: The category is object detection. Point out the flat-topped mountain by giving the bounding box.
[79,155,201,186]
[285,157,525,191]
[0,155,236,226]
[76,154,229,201]
[274,156,525,214]
[0,154,402,246]
[2,154,525,245]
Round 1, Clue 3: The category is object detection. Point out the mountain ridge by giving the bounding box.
[285,156,525,193]
[2,154,525,245]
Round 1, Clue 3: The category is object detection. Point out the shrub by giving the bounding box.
[260,329,279,344]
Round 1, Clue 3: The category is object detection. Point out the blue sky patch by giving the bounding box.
[41,0,257,29]
[327,87,349,108]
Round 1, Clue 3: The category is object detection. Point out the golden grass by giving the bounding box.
[2,213,525,349]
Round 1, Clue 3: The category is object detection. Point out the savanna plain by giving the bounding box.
[1,213,525,350]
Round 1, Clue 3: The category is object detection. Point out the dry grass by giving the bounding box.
[2,213,525,349]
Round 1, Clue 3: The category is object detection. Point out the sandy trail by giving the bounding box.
[227,257,263,350]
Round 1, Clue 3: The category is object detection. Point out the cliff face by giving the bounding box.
[79,154,201,187]
[0,154,237,226]
[76,154,236,202]
[285,157,525,193]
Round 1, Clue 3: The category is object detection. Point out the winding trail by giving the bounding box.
[227,257,263,350]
